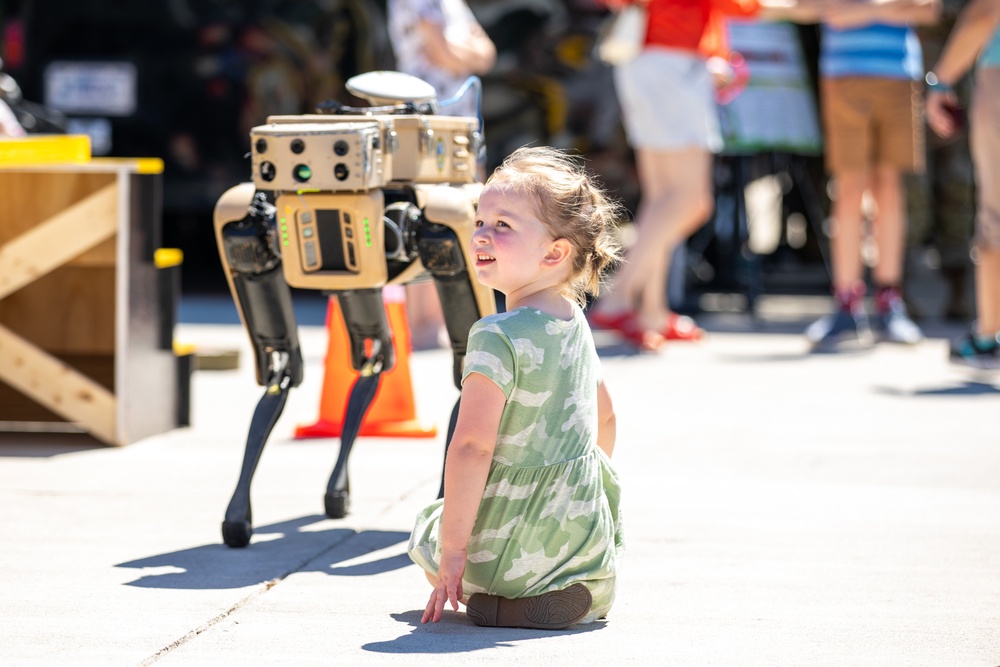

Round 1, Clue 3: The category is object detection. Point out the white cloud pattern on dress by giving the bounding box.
[504,543,570,584]
[540,476,598,521]
[496,418,544,449]
[469,516,521,546]
[467,549,499,563]
[512,337,545,373]
[561,535,610,570]
[510,387,551,407]
[464,350,513,386]
[482,479,539,500]
[545,320,576,369]
[560,388,591,436]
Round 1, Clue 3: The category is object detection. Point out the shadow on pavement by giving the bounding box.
[117,515,411,589]
[362,611,607,654]
[0,432,105,458]
[875,379,1000,397]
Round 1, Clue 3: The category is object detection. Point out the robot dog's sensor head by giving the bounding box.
[245,71,480,291]
[251,121,387,192]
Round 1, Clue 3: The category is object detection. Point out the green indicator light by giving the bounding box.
[294,164,313,182]
[280,217,286,224]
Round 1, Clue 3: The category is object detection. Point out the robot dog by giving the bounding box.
[213,71,495,548]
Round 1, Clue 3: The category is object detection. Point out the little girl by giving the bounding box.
[408,146,625,629]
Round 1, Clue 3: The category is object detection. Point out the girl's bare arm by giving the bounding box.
[422,372,504,623]
[596,380,617,459]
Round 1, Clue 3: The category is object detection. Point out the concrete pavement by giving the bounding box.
[2,295,999,666]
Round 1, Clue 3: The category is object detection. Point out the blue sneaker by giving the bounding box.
[805,305,873,350]
[875,298,924,345]
[949,331,1000,370]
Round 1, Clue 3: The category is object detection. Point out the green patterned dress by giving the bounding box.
[408,305,624,622]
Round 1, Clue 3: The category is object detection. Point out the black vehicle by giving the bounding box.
[4,0,396,288]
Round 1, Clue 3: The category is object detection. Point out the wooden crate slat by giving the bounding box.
[0,323,117,444]
[0,183,118,301]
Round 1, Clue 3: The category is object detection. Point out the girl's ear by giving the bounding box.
[543,238,572,267]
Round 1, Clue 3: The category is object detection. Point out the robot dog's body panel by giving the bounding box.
[213,75,494,547]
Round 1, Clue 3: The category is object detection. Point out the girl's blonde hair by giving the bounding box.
[482,146,624,306]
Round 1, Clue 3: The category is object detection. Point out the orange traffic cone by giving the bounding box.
[294,285,438,439]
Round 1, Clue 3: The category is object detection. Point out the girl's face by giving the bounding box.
[470,187,561,296]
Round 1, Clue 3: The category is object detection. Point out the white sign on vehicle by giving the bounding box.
[44,61,137,116]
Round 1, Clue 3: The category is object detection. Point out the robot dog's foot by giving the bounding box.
[222,519,253,548]
[324,486,350,519]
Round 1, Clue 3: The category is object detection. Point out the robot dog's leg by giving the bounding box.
[323,288,395,518]
[222,355,292,548]
[418,223,486,389]
[437,399,462,499]
[418,223,491,499]
[214,185,304,547]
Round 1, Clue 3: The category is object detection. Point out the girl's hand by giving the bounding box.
[422,548,467,623]
[926,89,960,139]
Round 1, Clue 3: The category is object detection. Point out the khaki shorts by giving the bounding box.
[971,67,1000,250]
[821,77,925,174]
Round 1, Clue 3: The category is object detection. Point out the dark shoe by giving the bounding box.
[805,306,873,350]
[465,583,592,630]
[876,298,924,345]
[949,331,1000,370]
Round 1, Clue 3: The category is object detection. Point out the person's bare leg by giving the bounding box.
[870,164,906,287]
[829,169,868,293]
[406,280,447,350]
[976,247,1000,335]
[598,147,713,331]
[595,150,672,315]
[806,168,875,345]
[868,163,925,342]
[634,148,714,331]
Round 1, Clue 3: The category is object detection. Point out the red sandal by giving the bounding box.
[587,309,664,351]
[661,313,704,341]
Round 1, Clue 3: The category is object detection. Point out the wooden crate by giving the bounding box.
[0,152,187,445]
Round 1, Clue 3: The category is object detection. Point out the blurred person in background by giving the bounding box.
[925,0,1000,368]
[587,0,814,351]
[804,0,940,350]
[388,0,497,349]
[0,57,27,137]
[905,0,976,323]
[0,97,24,136]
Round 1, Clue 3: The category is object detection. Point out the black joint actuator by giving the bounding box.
[418,223,482,389]
[336,289,396,374]
[221,208,304,388]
